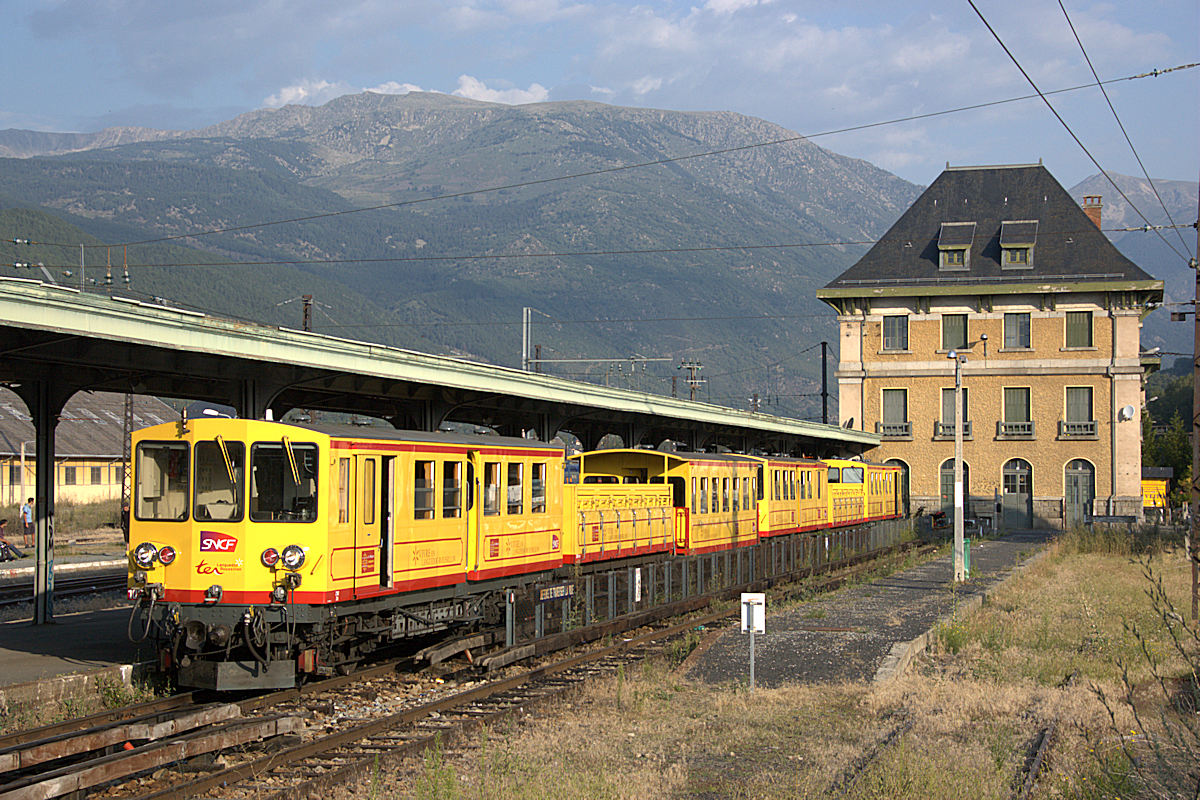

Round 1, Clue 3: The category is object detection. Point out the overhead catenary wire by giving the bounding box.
[14,222,1190,273]
[1057,0,1194,259]
[967,0,1192,266]
[12,62,1197,253]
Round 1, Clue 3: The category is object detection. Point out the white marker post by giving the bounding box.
[740,592,765,690]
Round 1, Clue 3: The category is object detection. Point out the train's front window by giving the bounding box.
[250,441,319,522]
[135,442,190,521]
[194,439,245,521]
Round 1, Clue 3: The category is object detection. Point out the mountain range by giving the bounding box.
[0,92,1194,418]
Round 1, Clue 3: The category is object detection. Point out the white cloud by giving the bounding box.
[366,81,430,95]
[704,0,767,16]
[452,75,549,104]
[631,75,663,96]
[264,79,350,108]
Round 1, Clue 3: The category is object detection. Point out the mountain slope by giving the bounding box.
[0,93,925,418]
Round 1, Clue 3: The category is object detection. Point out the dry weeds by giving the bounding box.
[343,531,1195,800]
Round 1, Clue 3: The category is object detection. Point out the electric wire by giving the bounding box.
[967,0,1191,266]
[12,62,1197,252]
[12,222,1189,272]
[1057,0,1194,259]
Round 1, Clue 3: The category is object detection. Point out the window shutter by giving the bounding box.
[942,314,967,350]
[883,389,907,423]
[1004,388,1030,422]
[1066,312,1092,347]
[1066,387,1092,421]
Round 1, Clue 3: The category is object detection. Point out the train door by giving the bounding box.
[379,456,395,589]
[353,454,382,596]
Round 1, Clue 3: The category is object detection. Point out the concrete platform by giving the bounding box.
[0,606,151,688]
[685,530,1053,688]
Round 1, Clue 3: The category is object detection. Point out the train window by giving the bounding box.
[842,466,864,484]
[732,477,739,512]
[722,478,730,512]
[788,471,795,500]
[362,459,377,525]
[700,478,709,514]
[691,478,698,514]
[531,463,547,513]
[249,441,318,522]
[507,462,524,515]
[414,460,435,520]
[193,439,245,522]
[338,458,350,523]
[443,461,462,518]
[484,462,501,516]
[135,441,190,522]
[713,478,721,514]
[828,467,840,484]
[773,470,781,501]
[742,478,749,510]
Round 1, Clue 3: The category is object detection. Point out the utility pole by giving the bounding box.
[302,295,313,332]
[678,360,705,401]
[821,341,829,425]
[522,307,532,371]
[121,393,133,543]
[750,393,760,413]
[1191,179,1200,622]
[949,350,966,582]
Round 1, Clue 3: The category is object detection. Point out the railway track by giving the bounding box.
[0,571,128,608]
[0,537,930,800]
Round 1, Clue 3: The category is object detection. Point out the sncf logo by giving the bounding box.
[199,531,238,552]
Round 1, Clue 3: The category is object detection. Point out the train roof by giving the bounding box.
[570,448,760,465]
[139,418,564,452]
[288,422,564,451]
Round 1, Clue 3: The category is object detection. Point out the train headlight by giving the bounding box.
[261,548,280,568]
[158,546,176,565]
[204,585,223,603]
[133,542,158,567]
[271,585,288,603]
[281,545,306,570]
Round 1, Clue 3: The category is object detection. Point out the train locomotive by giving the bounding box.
[126,418,900,690]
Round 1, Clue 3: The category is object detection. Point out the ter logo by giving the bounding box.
[200,531,238,552]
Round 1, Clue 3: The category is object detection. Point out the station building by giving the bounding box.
[817,164,1163,527]
[0,389,175,505]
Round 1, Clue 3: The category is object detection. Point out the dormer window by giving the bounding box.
[937,222,975,271]
[1000,220,1037,269]
[1004,247,1030,265]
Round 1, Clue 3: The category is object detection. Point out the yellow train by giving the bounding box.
[127,418,900,689]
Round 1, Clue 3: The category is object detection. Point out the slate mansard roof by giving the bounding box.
[819,164,1161,298]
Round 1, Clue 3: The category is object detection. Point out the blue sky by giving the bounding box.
[1,0,1196,188]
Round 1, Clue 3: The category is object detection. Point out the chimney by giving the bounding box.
[1082,195,1102,229]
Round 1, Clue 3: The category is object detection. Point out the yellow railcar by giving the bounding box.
[751,456,829,536]
[680,454,760,554]
[566,449,682,563]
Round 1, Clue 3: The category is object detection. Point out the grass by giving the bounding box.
[337,526,1196,799]
[0,675,161,737]
[0,499,122,538]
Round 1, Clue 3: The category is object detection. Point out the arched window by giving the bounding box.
[1002,458,1033,528]
[939,459,969,514]
[1065,459,1095,526]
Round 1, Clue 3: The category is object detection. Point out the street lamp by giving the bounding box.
[948,350,966,582]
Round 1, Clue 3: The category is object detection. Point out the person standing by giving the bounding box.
[20,497,34,548]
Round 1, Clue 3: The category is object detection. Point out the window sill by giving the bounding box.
[932,435,973,442]
[995,434,1036,441]
[1060,346,1098,352]
[879,435,914,442]
[1057,434,1099,441]
[997,347,1033,353]
[878,349,912,355]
